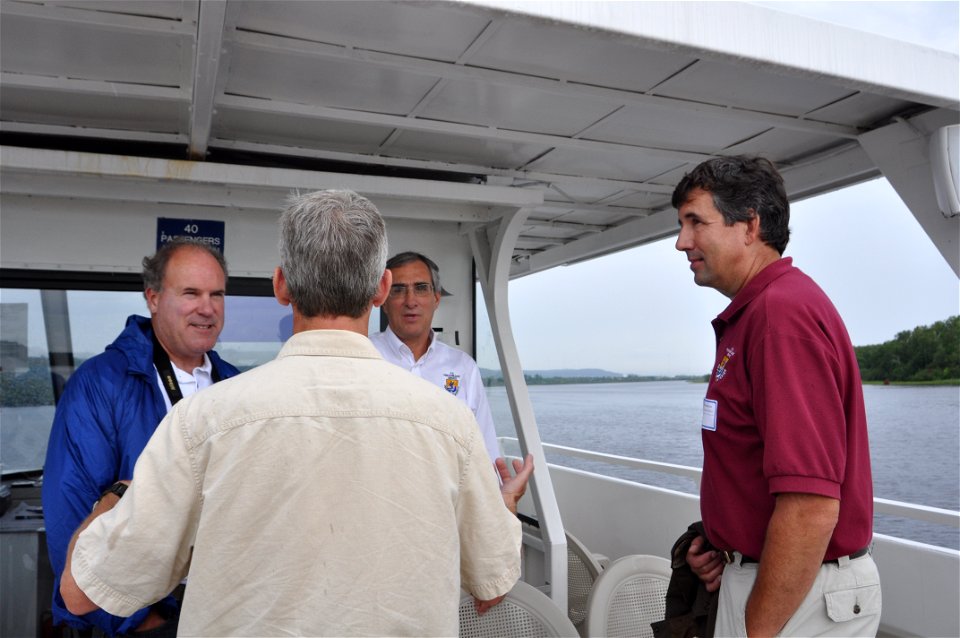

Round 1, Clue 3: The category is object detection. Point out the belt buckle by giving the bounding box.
[721,550,736,564]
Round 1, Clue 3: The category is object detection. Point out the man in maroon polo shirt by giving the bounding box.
[673,156,881,637]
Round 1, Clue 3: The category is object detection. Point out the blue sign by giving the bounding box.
[157,218,225,252]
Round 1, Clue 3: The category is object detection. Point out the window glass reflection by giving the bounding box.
[1,289,54,475]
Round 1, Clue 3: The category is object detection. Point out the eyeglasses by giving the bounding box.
[389,282,434,298]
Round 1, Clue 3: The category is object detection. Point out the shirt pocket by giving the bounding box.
[824,583,882,622]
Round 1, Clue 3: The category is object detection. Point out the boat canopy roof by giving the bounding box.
[2,0,958,276]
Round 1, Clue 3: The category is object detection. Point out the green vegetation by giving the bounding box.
[855,316,959,384]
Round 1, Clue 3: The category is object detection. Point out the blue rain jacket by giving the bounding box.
[42,315,239,635]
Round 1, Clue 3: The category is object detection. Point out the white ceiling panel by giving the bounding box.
[807,93,914,128]
[418,79,617,137]
[655,59,857,117]
[224,47,439,115]
[387,129,548,169]
[38,1,191,21]
[467,12,695,90]
[0,6,192,87]
[526,147,682,182]
[230,0,490,62]
[1,87,185,133]
[724,128,845,165]
[581,102,770,153]
[214,109,391,153]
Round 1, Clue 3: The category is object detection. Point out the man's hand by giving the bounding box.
[474,594,506,615]
[685,535,725,592]
[497,454,533,515]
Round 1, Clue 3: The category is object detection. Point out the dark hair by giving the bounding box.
[279,189,387,319]
[141,238,228,294]
[671,155,790,254]
[385,252,441,293]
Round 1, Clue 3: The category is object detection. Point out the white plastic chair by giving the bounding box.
[565,531,604,633]
[518,516,604,634]
[459,581,580,638]
[584,554,672,638]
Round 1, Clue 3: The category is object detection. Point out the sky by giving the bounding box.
[476,1,960,376]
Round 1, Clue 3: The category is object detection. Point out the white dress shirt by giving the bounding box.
[370,326,501,464]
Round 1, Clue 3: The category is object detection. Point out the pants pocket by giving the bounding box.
[824,583,882,622]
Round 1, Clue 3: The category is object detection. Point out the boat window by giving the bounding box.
[0,275,342,477]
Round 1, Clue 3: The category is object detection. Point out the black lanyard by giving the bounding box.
[152,331,221,406]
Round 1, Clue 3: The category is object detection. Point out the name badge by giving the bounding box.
[702,398,718,431]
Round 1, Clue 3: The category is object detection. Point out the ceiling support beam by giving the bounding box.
[0,146,543,216]
[210,138,675,195]
[188,0,228,160]
[859,109,960,277]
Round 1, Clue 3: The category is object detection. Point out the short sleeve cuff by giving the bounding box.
[768,475,841,499]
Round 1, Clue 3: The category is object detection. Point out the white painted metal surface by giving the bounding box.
[3,0,957,276]
[507,448,960,638]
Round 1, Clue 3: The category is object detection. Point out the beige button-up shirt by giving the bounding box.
[72,330,521,637]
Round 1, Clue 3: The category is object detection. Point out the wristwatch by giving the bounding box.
[93,481,128,510]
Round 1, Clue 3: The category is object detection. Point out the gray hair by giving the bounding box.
[142,238,228,295]
[385,251,441,293]
[278,190,388,318]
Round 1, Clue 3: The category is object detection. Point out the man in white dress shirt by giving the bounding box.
[370,251,500,464]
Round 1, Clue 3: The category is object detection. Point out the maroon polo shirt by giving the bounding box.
[699,258,873,561]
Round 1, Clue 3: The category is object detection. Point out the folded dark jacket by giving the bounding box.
[651,521,719,638]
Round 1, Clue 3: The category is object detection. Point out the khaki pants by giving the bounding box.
[715,553,881,637]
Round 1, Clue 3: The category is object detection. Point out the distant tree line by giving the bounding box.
[483,374,708,387]
[854,315,959,383]
[4,316,956,407]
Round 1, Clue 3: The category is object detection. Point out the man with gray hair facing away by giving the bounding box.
[59,190,531,636]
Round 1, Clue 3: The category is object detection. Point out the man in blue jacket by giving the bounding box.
[42,238,240,637]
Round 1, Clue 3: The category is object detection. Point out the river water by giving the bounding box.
[487,380,960,550]
[3,380,957,548]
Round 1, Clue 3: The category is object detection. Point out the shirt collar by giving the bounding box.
[715,256,794,327]
[278,329,384,360]
[171,353,212,379]
[382,325,436,361]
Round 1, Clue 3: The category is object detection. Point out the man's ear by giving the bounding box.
[372,269,392,308]
[144,287,160,315]
[273,267,291,307]
[744,211,761,245]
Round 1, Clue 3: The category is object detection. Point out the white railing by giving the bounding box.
[499,436,960,530]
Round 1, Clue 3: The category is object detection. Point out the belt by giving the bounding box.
[722,546,869,565]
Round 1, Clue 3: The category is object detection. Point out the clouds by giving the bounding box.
[478,178,959,376]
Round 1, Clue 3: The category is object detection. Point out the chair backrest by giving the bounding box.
[459,581,580,638]
[565,530,603,632]
[519,516,604,633]
[584,554,672,638]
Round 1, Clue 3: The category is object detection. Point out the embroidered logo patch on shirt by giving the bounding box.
[443,372,460,395]
[715,346,736,381]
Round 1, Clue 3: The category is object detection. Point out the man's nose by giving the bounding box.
[675,226,692,251]
[196,294,216,315]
